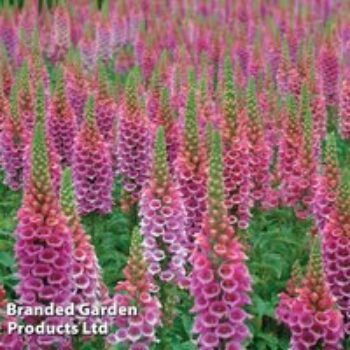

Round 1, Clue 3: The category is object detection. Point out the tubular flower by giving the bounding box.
[72,96,113,215]
[0,83,24,190]
[65,54,88,126]
[14,86,74,349]
[246,78,276,209]
[48,66,77,166]
[0,285,24,350]
[221,57,252,230]
[190,131,252,349]
[140,127,189,287]
[60,168,108,322]
[320,41,339,107]
[107,227,162,349]
[322,171,350,334]
[277,238,344,349]
[339,78,350,140]
[175,80,207,246]
[117,70,151,210]
[313,133,340,232]
[95,62,117,144]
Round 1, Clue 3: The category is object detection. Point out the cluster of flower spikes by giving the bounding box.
[60,168,109,327]
[277,237,344,349]
[107,227,162,349]
[289,93,319,220]
[221,56,252,230]
[313,132,340,232]
[117,69,151,211]
[175,74,207,247]
[322,169,350,335]
[72,96,113,215]
[15,84,75,349]
[339,75,350,140]
[246,78,276,209]
[65,50,88,126]
[49,3,71,63]
[0,285,24,350]
[95,61,117,144]
[0,82,24,190]
[140,126,189,288]
[48,66,77,166]
[190,131,252,350]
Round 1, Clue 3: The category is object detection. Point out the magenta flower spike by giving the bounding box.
[95,62,117,144]
[0,285,24,350]
[48,66,77,166]
[277,237,344,349]
[0,82,24,190]
[319,38,339,107]
[313,132,340,232]
[221,57,252,230]
[60,168,109,321]
[190,131,252,349]
[117,69,151,211]
[65,51,88,127]
[246,78,276,209]
[175,74,207,246]
[15,84,74,349]
[140,126,189,288]
[72,96,113,215]
[290,98,318,220]
[107,227,162,349]
[322,170,350,334]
